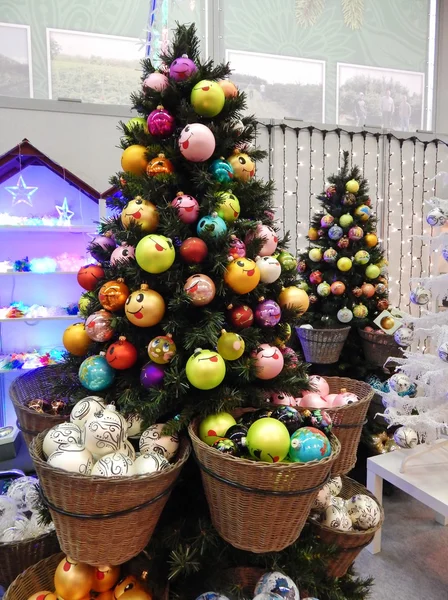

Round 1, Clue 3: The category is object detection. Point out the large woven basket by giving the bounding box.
[0,531,60,589]
[29,432,190,566]
[188,415,341,553]
[358,329,401,367]
[9,366,70,447]
[311,476,384,577]
[322,377,374,475]
[296,327,350,364]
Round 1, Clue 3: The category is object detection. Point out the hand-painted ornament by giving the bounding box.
[277,251,297,271]
[254,572,300,600]
[171,192,199,224]
[365,233,378,248]
[140,362,165,389]
[63,323,91,356]
[169,54,197,81]
[361,282,375,297]
[377,298,389,311]
[125,284,165,327]
[308,227,319,241]
[135,234,175,273]
[184,274,216,306]
[337,257,352,272]
[121,197,159,232]
[348,226,363,241]
[191,80,225,117]
[352,286,362,297]
[134,451,170,475]
[106,337,138,370]
[77,264,105,291]
[209,158,234,183]
[232,119,245,135]
[342,192,357,207]
[228,304,254,329]
[337,307,353,323]
[442,245,448,262]
[219,78,238,98]
[98,279,129,312]
[256,255,281,283]
[393,426,418,449]
[110,243,135,266]
[113,575,145,599]
[346,494,381,529]
[355,250,370,265]
[317,228,325,238]
[27,593,58,600]
[147,105,175,137]
[216,191,240,223]
[338,236,350,249]
[278,286,310,314]
[225,424,248,453]
[197,213,227,238]
[146,153,174,176]
[246,223,278,256]
[308,248,322,262]
[270,405,302,434]
[186,348,226,390]
[212,438,238,455]
[328,225,343,241]
[426,207,447,226]
[228,236,246,260]
[139,424,179,462]
[246,418,290,462]
[353,304,368,318]
[85,310,114,342]
[227,152,255,181]
[289,427,331,462]
[54,557,94,600]
[179,237,208,263]
[179,123,215,162]
[323,248,338,264]
[365,264,380,279]
[280,346,299,368]
[321,214,334,228]
[322,504,353,531]
[346,179,360,193]
[143,71,169,91]
[199,413,237,444]
[297,260,307,273]
[121,145,148,176]
[217,330,245,360]
[325,185,336,198]
[317,282,331,297]
[301,408,332,435]
[394,326,413,346]
[125,116,148,139]
[70,397,105,429]
[79,355,115,391]
[309,270,323,285]
[410,286,431,305]
[91,566,121,594]
[91,452,135,477]
[312,483,332,512]
[43,423,82,458]
[389,373,412,393]
[255,299,282,327]
[224,258,260,293]
[355,205,371,221]
[252,344,284,380]
[148,334,176,364]
[339,213,354,228]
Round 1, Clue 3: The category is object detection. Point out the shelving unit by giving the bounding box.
[0,226,96,233]
[0,272,78,276]
[0,315,80,322]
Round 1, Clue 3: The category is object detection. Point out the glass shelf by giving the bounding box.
[0,271,78,276]
[0,315,80,322]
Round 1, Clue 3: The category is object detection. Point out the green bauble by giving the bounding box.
[135,234,175,274]
[199,412,237,445]
[217,330,245,360]
[78,292,95,316]
[354,250,370,265]
[339,213,353,228]
[191,80,225,117]
[365,264,381,279]
[278,251,297,271]
[246,417,291,462]
[186,348,226,390]
[126,116,148,134]
[216,191,240,223]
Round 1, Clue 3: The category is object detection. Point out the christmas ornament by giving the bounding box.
[277,251,297,271]
[27,594,57,600]
[256,255,281,283]
[186,348,226,390]
[309,294,318,304]
[317,282,331,296]
[352,286,362,297]
[209,158,234,183]
[110,243,135,266]
[317,228,325,238]
[179,237,208,263]
[224,258,260,294]
[121,197,159,232]
[323,248,338,264]
[289,427,331,462]
[355,250,370,265]
[301,409,332,435]
[322,504,352,531]
[184,273,216,306]
[296,393,327,409]
[197,213,227,239]
[426,207,446,226]
[246,223,278,256]
[312,483,331,512]
[331,389,358,406]
[169,54,197,81]
[219,79,238,98]
[410,286,431,305]
[79,355,115,391]
[212,438,238,455]
[89,234,116,261]
[134,452,170,475]
[309,270,323,285]
[377,298,389,311]
[297,261,307,274]
[91,566,121,593]
[232,119,245,135]
[355,205,371,221]
[337,307,353,323]
[389,373,412,393]
[228,304,254,329]
[140,362,165,389]
[143,71,169,91]
[308,248,322,262]
[255,299,281,327]
[98,279,129,312]
[337,257,352,272]
[393,426,418,449]
[346,495,381,529]
[125,284,165,327]
[121,145,148,176]
[327,475,343,496]
[365,233,378,248]
[252,344,284,380]
[85,310,114,342]
[225,424,247,453]
[47,444,94,475]
[346,179,359,193]
[268,392,293,408]
[70,397,106,429]
[280,346,299,368]
[320,214,334,228]
[254,573,300,600]
[330,281,345,295]
[84,404,127,458]
[148,334,176,364]
[337,236,350,249]
[246,418,290,462]
[348,226,363,241]
[353,304,368,319]
[217,330,245,360]
[146,153,174,176]
[339,213,353,228]
[105,337,138,370]
[91,452,136,477]
[54,557,94,600]
[171,192,199,224]
[328,225,343,240]
[136,234,175,273]
[78,292,94,316]
[140,423,179,459]
[113,575,145,598]
[147,105,175,137]
[126,413,143,438]
[394,326,413,346]
[77,264,105,291]
[191,80,225,117]
[215,191,240,223]
[43,423,82,458]
[125,116,148,138]
[278,286,310,314]
[179,123,215,162]
[228,236,246,261]
[365,264,380,279]
[361,282,375,297]
[443,245,448,262]
[270,405,302,434]
[308,227,319,241]
[199,413,236,444]
[342,192,357,207]
[227,152,255,181]
[325,185,336,198]
[120,439,136,461]
[274,323,292,345]
[63,323,91,356]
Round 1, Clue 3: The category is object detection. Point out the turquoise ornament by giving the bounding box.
[289,426,331,463]
[197,213,227,238]
[209,159,234,183]
[79,354,115,392]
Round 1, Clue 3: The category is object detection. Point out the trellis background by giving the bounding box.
[253,122,448,315]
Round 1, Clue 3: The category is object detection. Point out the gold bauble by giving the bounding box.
[364,233,378,248]
[120,591,152,600]
[308,227,319,241]
[278,286,310,315]
[98,279,130,312]
[27,593,58,600]
[121,145,148,176]
[114,576,144,598]
[62,323,91,356]
[125,284,165,327]
[380,316,395,330]
[54,556,94,600]
[91,565,121,593]
[121,197,159,233]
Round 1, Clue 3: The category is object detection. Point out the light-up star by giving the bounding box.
[55,198,75,225]
[5,175,38,207]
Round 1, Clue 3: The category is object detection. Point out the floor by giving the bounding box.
[355,489,448,600]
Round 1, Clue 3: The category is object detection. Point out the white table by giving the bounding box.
[366,447,448,554]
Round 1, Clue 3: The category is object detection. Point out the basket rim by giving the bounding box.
[3,552,65,600]
[0,528,56,549]
[358,328,399,344]
[10,395,69,419]
[320,376,374,415]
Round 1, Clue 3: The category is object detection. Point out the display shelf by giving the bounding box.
[0,226,95,233]
[0,315,79,322]
[0,271,78,276]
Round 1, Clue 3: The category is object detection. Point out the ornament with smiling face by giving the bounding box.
[148,334,177,364]
[120,197,159,232]
[135,234,175,274]
[217,329,245,360]
[184,273,216,306]
[124,284,165,327]
[191,79,226,117]
[256,255,281,284]
[246,223,278,256]
[196,213,227,239]
[178,123,216,162]
[171,191,199,224]
[54,556,94,600]
[146,153,174,177]
[227,151,255,182]
[224,258,260,294]
[252,344,284,380]
[110,243,135,266]
[106,337,138,370]
[186,348,226,390]
[215,191,240,223]
[113,575,144,599]
[169,54,197,81]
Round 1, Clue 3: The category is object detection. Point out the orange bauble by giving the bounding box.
[364,233,378,248]
[98,279,130,312]
[224,258,260,294]
[91,565,121,593]
[121,145,148,176]
[121,197,159,233]
[146,153,174,177]
[114,576,144,598]
[361,282,375,298]
[27,592,58,600]
[218,79,238,98]
[54,556,94,600]
[63,323,91,356]
[308,228,319,241]
[278,286,310,315]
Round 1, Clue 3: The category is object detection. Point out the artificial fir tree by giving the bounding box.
[58,24,371,600]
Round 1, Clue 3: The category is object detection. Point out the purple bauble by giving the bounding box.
[147,105,175,138]
[255,299,282,328]
[140,362,165,389]
[229,236,246,259]
[110,243,135,266]
[169,54,197,82]
[90,235,116,261]
[328,225,343,240]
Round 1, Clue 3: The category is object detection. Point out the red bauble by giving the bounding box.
[228,304,254,329]
[106,336,138,370]
[352,286,362,298]
[179,237,208,263]
[337,236,350,249]
[377,298,389,310]
[309,270,323,285]
[77,264,105,291]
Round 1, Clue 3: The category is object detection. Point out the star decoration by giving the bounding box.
[5,175,38,207]
[55,198,75,225]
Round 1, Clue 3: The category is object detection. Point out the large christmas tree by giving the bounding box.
[60,24,371,599]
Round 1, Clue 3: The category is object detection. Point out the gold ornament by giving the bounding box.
[114,576,144,598]
[27,593,58,600]
[364,233,378,248]
[146,153,174,176]
[308,227,319,241]
[120,590,153,600]
[98,279,130,312]
[380,316,395,330]
[125,284,165,328]
[278,286,310,314]
[121,145,148,176]
[62,323,91,356]
[54,556,94,600]
[121,197,159,232]
[91,565,121,593]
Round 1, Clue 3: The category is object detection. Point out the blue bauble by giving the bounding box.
[195,594,230,600]
[79,355,115,391]
[328,225,343,240]
[197,214,227,238]
[255,572,300,600]
[209,158,234,183]
[289,427,331,463]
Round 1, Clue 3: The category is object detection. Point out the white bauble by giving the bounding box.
[47,443,94,475]
[134,451,170,475]
[126,413,144,437]
[139,424,180,461]
[256,256,282,284]
[119,439,136,461]
[346,494,381,530]
[254,572,300,600]
[91,452,135,477]
[327,476,342,496]
[438,342,448,362]
[195,594,230,600]
[300,324,313,329]
[394,326,413,347]
[388,373,412,394]
[253,595,284,600]
[311,484,331,512]
[84,404,127,460]
[330,496,346,510]
[70,396,106,429]
[322,504,352,531]
[337,308,353,323]
[426,207,446,226]
[43,423,82,458]
[393,426,418,449]
[410,286,431,306]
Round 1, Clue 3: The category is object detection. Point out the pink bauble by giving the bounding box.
[332,391,359,407]
[364,326,374,332]
[169,55,197,81]
[252,344,284,380]
[85,310,114,342]
[178,123,215,162]
[184,274,216,306]
[308,375,330,397]
[297,393,328,408]
[246,223,278,257]
[325,393,338,404]
[143,72,169,92]
[110,243,135,266]
[171,193,200,224]
[280,346,298,368]
[270,392,295,406]
[147,105,175,138]
[228,236,246,259]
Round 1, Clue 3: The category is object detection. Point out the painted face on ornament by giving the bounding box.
[110,244,135,266]
[228,236,246,259]
[252,344,284,380]
[124,287,165,327]
[169,55,197,81]
[227,152,255,181]
[114,575,143,599]
[92,566,120,593]
[270,392,295,406]
[225,258,260,294]
[216,191,240,223]
[197,213,228,239]
[121,197,159,231]
[256,255,282,283]
[171,192,199,224]
[178,123,216,162]
[148,335,177,364]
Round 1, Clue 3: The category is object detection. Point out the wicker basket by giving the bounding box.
[323,377,374,475]
[9,366,70,447]
[0,531,60,589]
[311,476,384,577]
[358,329,402,368]
[29,432,190,566]
[296,327,350,364]
[188,416,341,553]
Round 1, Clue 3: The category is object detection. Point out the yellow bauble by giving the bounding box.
[275,323,292,346]
[121,145,148,176]
[217,329,245,360]
[135,234,175,274]
[308,248,322,262]
[63,323,91,356]
[308,227,319,241]
[125,284,165,327]
[346,179,359,194]
[121,197,159,232]
[365,264,381,279]
[278,287,309,315]
[199,412,237,444]
[186,349,226,390]
[337,257,352,272]
[364,233,378,248]
[381,316,395,330]
[224,258,260,294]
[91,565,121,593]
[227,152,255,182]
[54,556,94,600]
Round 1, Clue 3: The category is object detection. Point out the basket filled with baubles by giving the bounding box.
[358,324,402,368]
[309,475,384,577]
[295,375,374,475]
[295,324,351,364]
[188,404,341,553]
[29,396,190,566]
[0,475,59,589]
